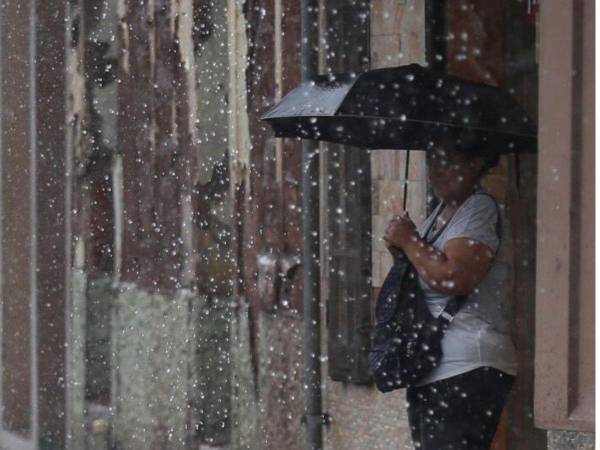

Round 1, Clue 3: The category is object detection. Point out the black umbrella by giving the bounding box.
[261,63,536,207]
[260,63,536,154]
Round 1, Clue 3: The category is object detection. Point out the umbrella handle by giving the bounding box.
[388,150,410,260]
[515,152,521,192]
[403,150,410,211]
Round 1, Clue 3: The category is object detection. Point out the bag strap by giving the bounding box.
[392,201,444,266]
[438,192,503,324]
[423,201,448,244]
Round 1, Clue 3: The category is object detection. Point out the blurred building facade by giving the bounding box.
[0,0,593,449]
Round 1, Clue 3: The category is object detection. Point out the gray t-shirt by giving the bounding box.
[416,189,518,385]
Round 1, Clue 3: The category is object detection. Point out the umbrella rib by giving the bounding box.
[275,114,536,139]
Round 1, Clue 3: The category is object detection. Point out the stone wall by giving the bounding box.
[547,430,595,450]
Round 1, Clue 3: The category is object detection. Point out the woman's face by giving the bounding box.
[426,148,484,204]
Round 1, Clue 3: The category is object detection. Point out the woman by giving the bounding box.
[383,146,517,450]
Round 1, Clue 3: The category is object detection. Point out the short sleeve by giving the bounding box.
[443,194,500,253]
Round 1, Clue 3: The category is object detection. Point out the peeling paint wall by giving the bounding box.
[228,308,306,450]
[226,0,309,449]
[194,1,230,185]
[67,272,115,450]
[229,304,260,450]
[66,0,119,447]
[86,276,114,405]
[64,7,89,445]
[117,0,196,291]
[66,270,88,450]
[110,0,235,448]
[110,286,198,450]
[224,4,260,445]
[256,313,305,450]
[189,296,233,446]
[107,285,233,450]
[226,0,251,189]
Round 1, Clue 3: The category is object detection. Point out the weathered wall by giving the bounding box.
[63,0,236,448]
[256,314,305,450]
[61,1,580,450]
[65,0,117,446]
[86,276,114,406]
[229,312,305,450]
[229,304,260,450]
[66,270,88,450]
[189,296,233,446]
[226,1,261,449]
[67,271,114,450]
[110,285,197,450]
[111,0,235,444]
[97,284,233,450]
[194,0,230,186]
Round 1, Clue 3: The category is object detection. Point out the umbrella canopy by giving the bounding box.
[260,64,537,154]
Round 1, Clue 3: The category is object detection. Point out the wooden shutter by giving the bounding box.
[322,0,372,384]
[326,146,372,383]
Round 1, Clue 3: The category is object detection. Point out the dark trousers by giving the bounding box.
[406,367,514,450]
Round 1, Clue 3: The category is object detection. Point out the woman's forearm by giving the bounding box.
[399,231,470,296]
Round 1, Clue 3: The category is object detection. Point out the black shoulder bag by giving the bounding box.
[368,193,501,392]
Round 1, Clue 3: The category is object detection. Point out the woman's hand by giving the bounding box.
[385,240,404,260]
[383,211,417,250]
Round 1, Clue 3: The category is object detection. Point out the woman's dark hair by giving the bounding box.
[427,128,501,175]
[479,151,501,173]
[452,129,501,175]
